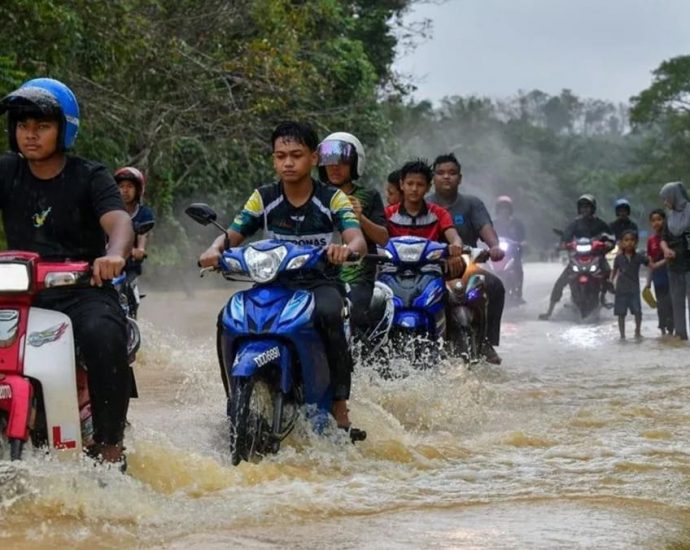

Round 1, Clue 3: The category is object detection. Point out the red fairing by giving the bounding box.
[35,261,90,290]
[0,374,32,440]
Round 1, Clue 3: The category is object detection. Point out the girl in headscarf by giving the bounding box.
[660,181,690,339]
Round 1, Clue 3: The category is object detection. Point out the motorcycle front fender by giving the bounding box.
[230,340,292,392]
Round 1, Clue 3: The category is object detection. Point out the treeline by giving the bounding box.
[0,0,418,265]
[385,89,640,249]
[1,1,689,264]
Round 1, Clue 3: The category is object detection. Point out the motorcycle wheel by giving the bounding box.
[457,326,479,364]
[228,377,272,466]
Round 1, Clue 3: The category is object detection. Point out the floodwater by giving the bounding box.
[2,262,690,549]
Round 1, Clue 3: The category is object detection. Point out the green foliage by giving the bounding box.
[628,55,690,195]
[0,0,416,265]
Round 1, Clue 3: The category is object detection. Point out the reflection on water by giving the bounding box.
[2,263,690,549]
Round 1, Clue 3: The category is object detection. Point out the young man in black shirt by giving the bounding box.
[0,78,134,464]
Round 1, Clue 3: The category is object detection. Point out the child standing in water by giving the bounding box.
[645,209,674,335]
[612,230,649,339]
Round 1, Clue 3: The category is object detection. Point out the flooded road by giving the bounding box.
[2,262,690,549]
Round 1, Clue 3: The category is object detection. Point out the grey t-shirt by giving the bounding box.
[613,252,649,294]
[427,192,493,247]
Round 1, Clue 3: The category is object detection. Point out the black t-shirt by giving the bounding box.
[610,218,638,240]
[562,216,612,243]
[0,153,125,261]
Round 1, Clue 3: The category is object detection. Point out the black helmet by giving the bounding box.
[577,193,597,213]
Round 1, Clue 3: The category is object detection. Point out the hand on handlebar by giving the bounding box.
[199,246,222,268]
[489,245,505,262]
[326,243,358,265]
[91,254,126,287]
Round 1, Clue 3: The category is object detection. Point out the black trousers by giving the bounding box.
[312,284,353,400]
[35,287,130,446]
[481,269,505,346]
[348,281,374,335]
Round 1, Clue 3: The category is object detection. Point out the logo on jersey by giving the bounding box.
[454,214,465,226]
[32,207,52,228]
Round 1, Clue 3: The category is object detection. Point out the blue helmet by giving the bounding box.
[614,197,631,213]
[0,78,80,152]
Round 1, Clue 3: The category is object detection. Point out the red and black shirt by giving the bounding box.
[385,200,454,241]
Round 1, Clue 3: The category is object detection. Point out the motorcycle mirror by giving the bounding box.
[133,220,155,235]
[185,203,218,226]
[552,228,564,238]
[185,203,228,236]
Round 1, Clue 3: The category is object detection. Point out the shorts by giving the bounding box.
[614,292,642,316]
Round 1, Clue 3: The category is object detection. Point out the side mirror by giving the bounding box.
[133,220,155,235]
[185,203,218,226]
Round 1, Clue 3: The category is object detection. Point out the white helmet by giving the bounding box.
[318,131,366,180]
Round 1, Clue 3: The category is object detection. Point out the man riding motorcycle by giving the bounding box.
[317,132,388,339]
[539,194,614,320]
[427,153,505,364]
[198,121,367,436]
[0,78,134,464]
[493,195,527,303]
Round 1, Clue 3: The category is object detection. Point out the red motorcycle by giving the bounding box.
[0,252,95,460]
[563,237,611,318]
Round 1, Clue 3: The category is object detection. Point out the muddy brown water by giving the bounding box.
[2,263,690,549]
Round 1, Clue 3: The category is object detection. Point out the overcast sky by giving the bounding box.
[394,0,690,104]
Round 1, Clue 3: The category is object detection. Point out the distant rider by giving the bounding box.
[318,132,388,339]
[115,166,155,285]
[609,198,638,242]
[427,153,505,364]
[0,78,134,464]
[493,195,526,303]
[198,121,367,437]
[539,194,614,320]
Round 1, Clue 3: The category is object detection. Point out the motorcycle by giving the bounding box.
[488,237,523,306]
[0,249,145,460]
[351,281,395,360]
[563,236,611,318]
[375,236,448,369]
[185,203,360,466]
[447,247,490,364]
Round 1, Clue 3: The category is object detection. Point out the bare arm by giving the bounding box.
[94,210,134,285]
[359,214,389,246]
[444,227,465,278]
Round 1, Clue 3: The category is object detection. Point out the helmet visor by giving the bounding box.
[318,140,356,167]
[0,87,62,119]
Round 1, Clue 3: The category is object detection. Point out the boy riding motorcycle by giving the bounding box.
[317,132,388,339]
[385,159,485,358]
[115,166,155,283]
[0,78,134,464]
[198,121,367,436]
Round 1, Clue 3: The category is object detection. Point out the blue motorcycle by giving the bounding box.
[376,236,448,368]
[186,204,356,465]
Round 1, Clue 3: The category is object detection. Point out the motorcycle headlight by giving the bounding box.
[286,254,310,270]
[589,264,598,272]
[0,263,31,292]
[244,246,287,283]
[576,244,592,253]
[425,249,444,261]
[393,242,425,263]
